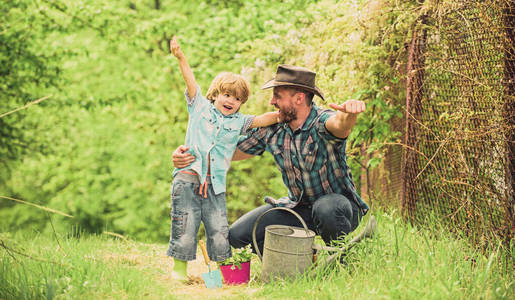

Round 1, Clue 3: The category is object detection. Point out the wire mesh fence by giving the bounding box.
[375,0,513,247]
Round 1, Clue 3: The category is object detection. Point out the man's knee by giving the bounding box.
[228,225,244,248]
[312,193,353,219]
[312,193,359,243]
[228,204,271,249]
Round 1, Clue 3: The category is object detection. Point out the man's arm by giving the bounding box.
[171,146,254,169]
[325,100,366,138]
[249,111,279,128]
[170,35,197,98]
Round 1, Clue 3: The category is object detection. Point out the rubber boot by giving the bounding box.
[171,258,188,282]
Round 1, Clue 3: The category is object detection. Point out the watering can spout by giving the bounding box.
[316,215,377,265]
[350,215,377,244]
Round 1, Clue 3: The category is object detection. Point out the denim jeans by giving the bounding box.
[229,193,362,254]
[166,172,231,261]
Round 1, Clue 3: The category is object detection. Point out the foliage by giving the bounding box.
[239,0,419,201]
[0,0,63,172]
[0,0,313,241]
[219,244,253,269]
[0,0,452,244]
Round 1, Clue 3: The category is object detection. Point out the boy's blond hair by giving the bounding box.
[206,72,250,104]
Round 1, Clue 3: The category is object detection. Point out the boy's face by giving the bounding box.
[214,92,243,116]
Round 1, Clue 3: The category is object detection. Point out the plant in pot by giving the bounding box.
[219,244,253,285]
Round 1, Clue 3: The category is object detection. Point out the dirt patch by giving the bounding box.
[159,248,262,299]
[98,242,264,299]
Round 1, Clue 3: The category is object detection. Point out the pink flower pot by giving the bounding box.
[219,261,251,285]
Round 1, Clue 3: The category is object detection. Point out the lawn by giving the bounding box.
[1,210,512,299]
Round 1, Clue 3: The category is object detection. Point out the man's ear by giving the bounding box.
[296,93,304,104]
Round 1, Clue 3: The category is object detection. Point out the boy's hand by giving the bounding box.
[169,36,196,97]
[272,111,280,123]
[249,111,280,129]
[170,35,184,59]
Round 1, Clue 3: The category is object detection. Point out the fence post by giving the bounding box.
[402,15,427,220]
[503,0,514,242]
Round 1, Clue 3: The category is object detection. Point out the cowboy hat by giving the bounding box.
[262,64,325,100]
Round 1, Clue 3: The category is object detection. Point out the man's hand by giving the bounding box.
[172,145,195,168]
[170,35,184,59]
[329,99,366,114]
[326,99,366,139]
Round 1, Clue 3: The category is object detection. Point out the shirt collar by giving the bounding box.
[301,103,319,131]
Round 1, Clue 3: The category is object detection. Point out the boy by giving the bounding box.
[167,36,278,281]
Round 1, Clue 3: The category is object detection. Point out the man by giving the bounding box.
[172,64,369,253]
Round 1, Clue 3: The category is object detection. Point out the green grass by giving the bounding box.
[0,231,172,299]
[1,210,512,299]
[257,212,513,299]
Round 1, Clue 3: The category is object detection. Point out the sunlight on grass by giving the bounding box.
[253,211,513,299]
[1,210,512,299]
[0,232,173,299]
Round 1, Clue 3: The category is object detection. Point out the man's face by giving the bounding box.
[270,87,297,123]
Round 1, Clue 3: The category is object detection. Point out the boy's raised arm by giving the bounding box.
[170,35,197,98]
[249,111,279,128]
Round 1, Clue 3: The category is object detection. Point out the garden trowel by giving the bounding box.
[198,240,223,288]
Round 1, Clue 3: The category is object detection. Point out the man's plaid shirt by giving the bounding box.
[237,104,369,214]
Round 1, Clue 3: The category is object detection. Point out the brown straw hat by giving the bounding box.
[262,64,325,100]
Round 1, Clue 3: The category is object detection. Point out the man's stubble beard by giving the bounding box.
[278,105,297,123]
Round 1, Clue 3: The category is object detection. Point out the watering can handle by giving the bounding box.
[251,207,310,262]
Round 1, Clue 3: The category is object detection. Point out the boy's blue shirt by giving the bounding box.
[173,86,254,194]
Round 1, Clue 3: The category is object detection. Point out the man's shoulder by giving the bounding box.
[314,105,335,119]
[302,105,334,131]
[309,105,347,144]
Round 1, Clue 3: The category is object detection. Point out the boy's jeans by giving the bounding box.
[229,193,362,254]
[166,172,231,261]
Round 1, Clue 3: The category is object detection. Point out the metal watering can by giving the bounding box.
[252,207,376,281]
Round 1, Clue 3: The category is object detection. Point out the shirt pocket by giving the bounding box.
[268,144,285,166]
[200,110,217,136]
[300,137,319,170]
[269,144,282,155]
[221,121,241,145]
